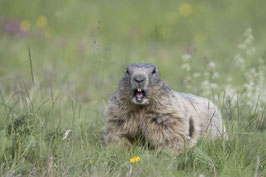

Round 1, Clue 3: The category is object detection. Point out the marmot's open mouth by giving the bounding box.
[134,88,145,103]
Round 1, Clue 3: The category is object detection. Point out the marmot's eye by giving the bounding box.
[152,68,156,74]
[126,69,129,74]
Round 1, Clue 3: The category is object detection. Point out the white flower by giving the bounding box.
[201,80,217,89]
[244,35,253,45]
[225,85,236,95]
[208,62,215,68]
[244,81,254,91]
[246,47,256,56]
[245,68,258,80]
[181,53,192,61]
[238,43,247,49]
[181,63,191,71]
[210,83,217,89]
[224,85,237,103]
[233,54,245,65]
[193,72,201,78]
[243,28,252,38]
[201,80,209,88]
[238,28,254,49]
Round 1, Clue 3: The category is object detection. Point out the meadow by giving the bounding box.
[0,0,265,176]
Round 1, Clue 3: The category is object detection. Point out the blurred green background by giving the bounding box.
[1,0,265,110]
[0,0,265,176]
[1,0,265,85]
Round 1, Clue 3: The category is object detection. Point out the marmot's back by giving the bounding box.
[174,91,224,141]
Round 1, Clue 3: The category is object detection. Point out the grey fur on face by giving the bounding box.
[121,63,162,105]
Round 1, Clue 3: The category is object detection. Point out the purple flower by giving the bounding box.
[5,23,20,34]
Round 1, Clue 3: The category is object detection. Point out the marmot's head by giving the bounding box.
[119,63,169,106]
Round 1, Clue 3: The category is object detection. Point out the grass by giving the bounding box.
[0,0,265,176]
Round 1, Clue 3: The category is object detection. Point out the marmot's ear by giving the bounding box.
[126,66,131,74]
[156,67,159,73]
[152,67,156,74]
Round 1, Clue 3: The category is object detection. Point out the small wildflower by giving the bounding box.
[208,61,215,68]
[246,47,256,56]
[225,85,236,97]
[20,20,31,32]
[238,28,254,50]
[233,54,245,65]
[243,28,253,42]
[5,23,20,34]
[130,156,140,163]
[210,83,217,89]
[244,81,255,90]
[238,43,247,50]
[181,53,192,61]
[193,72,201,78]
[36,16,47,28]
[243,28,252,36]
[181,63,191,71]
[201,80,209,88]
[179,3,192,16]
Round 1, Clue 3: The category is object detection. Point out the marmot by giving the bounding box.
[104,63,225,153]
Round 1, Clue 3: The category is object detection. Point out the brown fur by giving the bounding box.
[104,63,224,154]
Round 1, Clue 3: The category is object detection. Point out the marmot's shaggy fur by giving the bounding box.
[104,63,225,153]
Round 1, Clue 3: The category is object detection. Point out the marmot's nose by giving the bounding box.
[133,74,145,83]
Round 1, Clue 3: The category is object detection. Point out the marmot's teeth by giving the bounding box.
[137,88,142,92]
[137,98,141,101]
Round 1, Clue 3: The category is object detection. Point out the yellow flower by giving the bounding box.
[179,3,192,16]
[36,16,47,28]
[20,20,31,32]
[130,156,140,163]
